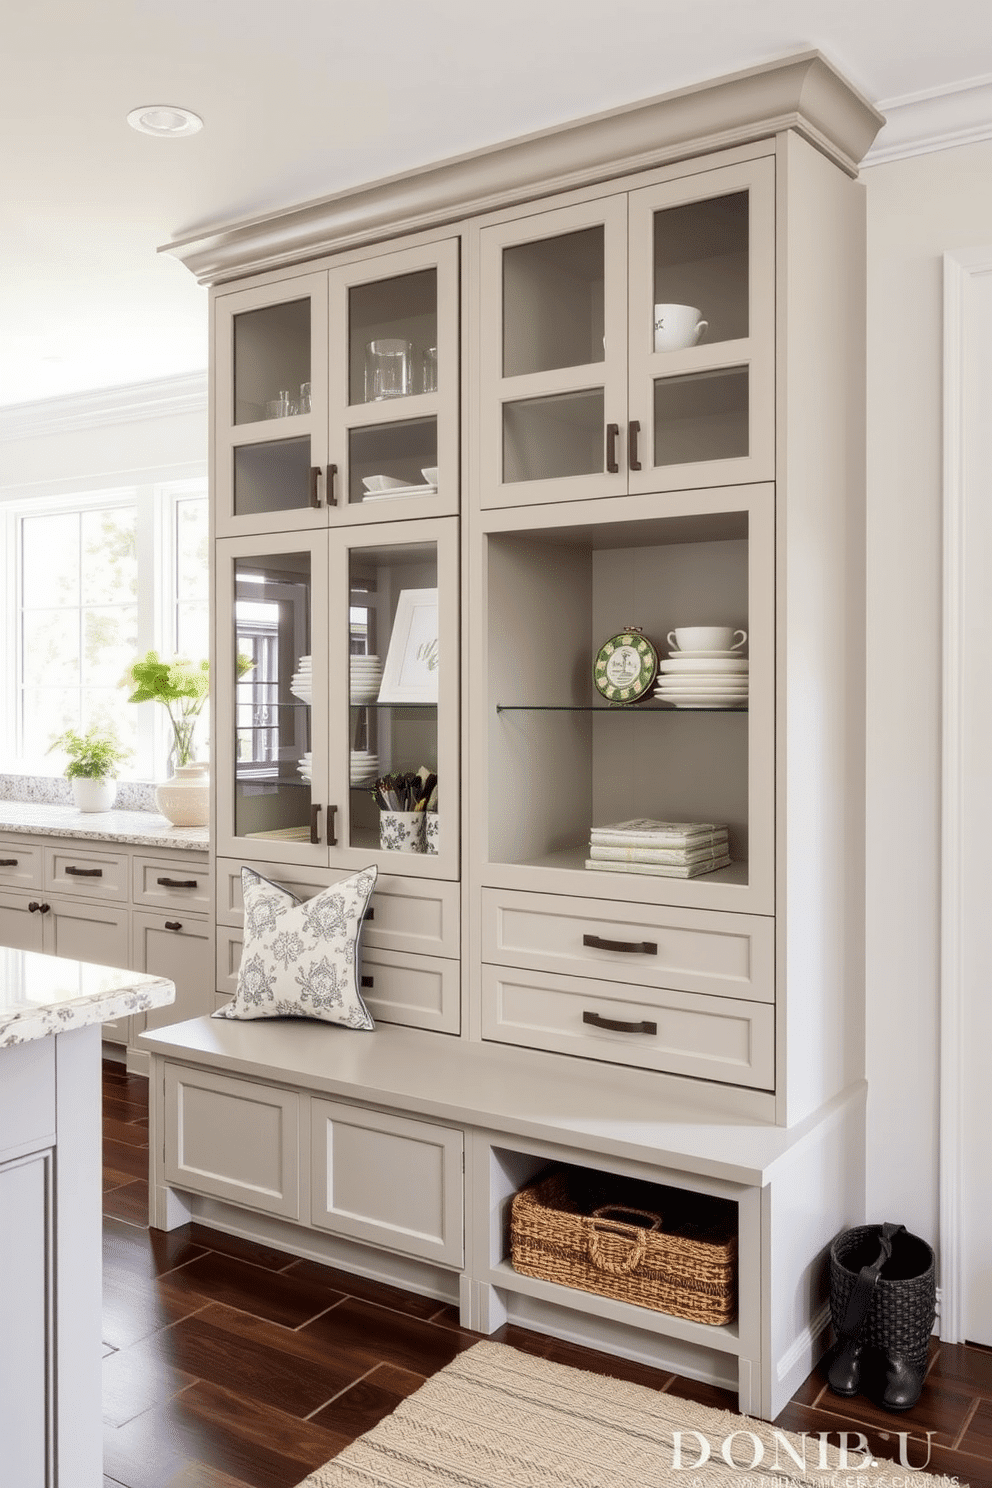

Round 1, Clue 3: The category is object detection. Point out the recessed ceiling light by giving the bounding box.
[127,105,203,138]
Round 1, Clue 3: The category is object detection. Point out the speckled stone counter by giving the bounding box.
[0,951,174,1483]
[0,801,209,850]
[0,945,175,1047]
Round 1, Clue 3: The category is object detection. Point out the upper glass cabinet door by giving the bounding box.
[215,274,331,536]
[626,156,775,494]
[327,238,460,524]
[478,197,629,509]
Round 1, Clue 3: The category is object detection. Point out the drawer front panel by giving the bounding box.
[215,927,458,1034]
[217,857,459,958]
[133,856,210,913]
[164,1065,300,1219]
[482,888,773,1003]
[45,846,128,901]
[0,840,44,892]
[131,911,212,1032]
[310,1098,463,1266]
[481,964,774,1088]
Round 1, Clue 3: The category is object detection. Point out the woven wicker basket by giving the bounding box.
[829,1225,936,1373]
[510,1167,737,1325]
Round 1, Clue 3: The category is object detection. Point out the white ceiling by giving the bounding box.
[3,0,991,409]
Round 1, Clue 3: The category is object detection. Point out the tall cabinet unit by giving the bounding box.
[148,54,882,1421]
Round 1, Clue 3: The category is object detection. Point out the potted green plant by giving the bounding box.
[48,726,132,814]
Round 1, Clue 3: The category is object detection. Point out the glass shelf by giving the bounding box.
[495,703,747,713]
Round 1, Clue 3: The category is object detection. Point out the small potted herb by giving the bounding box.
[48,726,133,814]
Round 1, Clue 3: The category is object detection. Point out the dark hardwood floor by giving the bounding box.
[102,1057,992,1488]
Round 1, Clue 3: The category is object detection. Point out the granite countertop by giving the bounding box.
[0,946,175,1047]
[0,802,209,851]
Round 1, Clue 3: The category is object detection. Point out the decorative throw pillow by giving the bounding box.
[214,865,377,1029]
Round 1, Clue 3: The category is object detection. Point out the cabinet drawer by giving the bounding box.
[131,911,211,1033]
[481,964,774,1088]
[215,926,458,1035]
[217,857,459,958]
[482,889,773,1003]
[164,1065,300,1219]
[310,1098,463,1266]
[0,839,43,892]
[44,846,128,901]
[133,856,210,913]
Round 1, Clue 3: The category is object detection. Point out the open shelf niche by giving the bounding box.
[483,494,773,907]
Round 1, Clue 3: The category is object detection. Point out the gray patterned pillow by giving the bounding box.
[214,865,377,1028]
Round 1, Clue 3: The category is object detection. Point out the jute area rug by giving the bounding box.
[295,1340,954,1488]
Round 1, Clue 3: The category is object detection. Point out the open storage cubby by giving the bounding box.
[480,487,774,913]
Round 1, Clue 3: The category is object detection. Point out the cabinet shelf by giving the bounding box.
[489,845,748,884]
[495,703,747,714]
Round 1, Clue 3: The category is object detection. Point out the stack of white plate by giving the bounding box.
[654,651,749,709]
[290,655,312,704]
[297,752,313,782]
[350,653,382,704]
[350,750,379,787]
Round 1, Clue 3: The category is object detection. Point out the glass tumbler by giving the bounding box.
[420,346,438,394]
[365,339,413,401]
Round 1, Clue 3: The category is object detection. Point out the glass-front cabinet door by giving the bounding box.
[215,274,331,536]
[477,197,630,508]
[215,519,458,878]
[626,155,775,494]
[214,239,459,536]
[327,238,459,524]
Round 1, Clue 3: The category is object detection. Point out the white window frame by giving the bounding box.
[0,470,208,779]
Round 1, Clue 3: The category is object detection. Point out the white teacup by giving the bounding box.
[667,626,747,653]
[654,304,708,353]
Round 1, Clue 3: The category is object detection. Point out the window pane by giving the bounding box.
[177,603,209,660]
[82,605,138,686]
[176,498,209,603]
[23,610,80,684]
[23,513,79,605]
[22,689,79,759]
[81,508,137,604]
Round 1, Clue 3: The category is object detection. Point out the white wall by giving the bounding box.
[864,138,992,1245]
[0,374,207,496]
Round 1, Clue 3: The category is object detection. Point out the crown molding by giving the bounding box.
[864,74,992,165]
[162,51,884,287]
[0,371,207,443]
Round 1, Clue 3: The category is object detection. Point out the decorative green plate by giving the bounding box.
[593,628,658,705]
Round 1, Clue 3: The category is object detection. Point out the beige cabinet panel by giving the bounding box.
[310,1098,463,1265]
[0,839,43,892]
[132,855,210,914]
[481,963,774,1088]
[44,845,129,901]
[0,891,45,953]
[45,896,130,968]
[482,888,773,1003]
[164,1065,300,1218]
[217,856,459,957]
[131,911,212,1033]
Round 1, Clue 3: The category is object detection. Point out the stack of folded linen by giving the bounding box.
[586,818,730,877]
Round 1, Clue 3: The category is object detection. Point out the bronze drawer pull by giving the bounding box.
[583,933,657,955]
[326,463,338,507]
[361,975,374,988]
[0,858,18,866]
[65,865,102,877]
[28,900,40,912]
[157,877,198,888]
[365,907,374,921]
[583,1010,657,1036]
[310,804,322,844]
[309,466,322,508]
[327,804,337,847]
[165,920,183,931]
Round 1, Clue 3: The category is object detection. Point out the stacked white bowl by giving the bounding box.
[654,626,749,710]
[350,653,382,704]
[290,655,312,704]
[297,752,313,782]
[350,750,379,787]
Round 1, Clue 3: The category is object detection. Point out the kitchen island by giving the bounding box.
[0,948,174,1487]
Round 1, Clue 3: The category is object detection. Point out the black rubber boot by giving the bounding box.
[827,1338,865,1396]
[879,1353,925,1412]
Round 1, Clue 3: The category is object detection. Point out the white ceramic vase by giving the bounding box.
[71,777,117,813]
[155,761,210,827]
